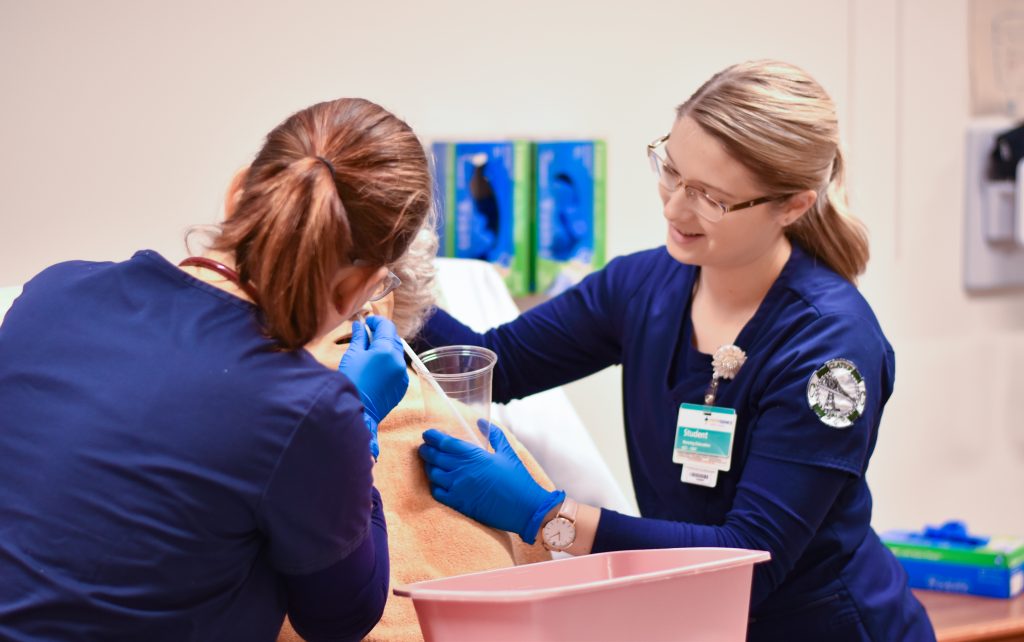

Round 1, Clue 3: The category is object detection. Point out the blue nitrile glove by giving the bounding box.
[338,316,409,459]
[419,421,565,544]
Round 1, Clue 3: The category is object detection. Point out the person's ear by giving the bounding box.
[223,166,250,220]
[777,189,818,228]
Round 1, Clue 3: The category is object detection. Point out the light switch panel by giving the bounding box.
[964,119,1024,291]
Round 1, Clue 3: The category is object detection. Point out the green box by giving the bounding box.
[882,522,1024,598]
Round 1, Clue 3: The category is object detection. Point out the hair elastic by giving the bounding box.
[315,155,336,181]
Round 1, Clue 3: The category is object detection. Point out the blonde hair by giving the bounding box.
[677,60,868,282]
[389,212,440,339]
[211,98,432,350]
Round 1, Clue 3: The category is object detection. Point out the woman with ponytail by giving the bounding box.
[0,98,432,641]
[414,61,934,640]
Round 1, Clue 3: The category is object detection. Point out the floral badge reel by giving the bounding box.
[673,344,748,488]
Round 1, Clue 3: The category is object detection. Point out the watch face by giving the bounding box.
[542,516,576,550]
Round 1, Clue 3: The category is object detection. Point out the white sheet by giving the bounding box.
[0,286,22,324]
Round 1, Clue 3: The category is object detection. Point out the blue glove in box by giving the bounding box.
[432,140,533,296]
[533,140,606,297]
[881,521,1024,598]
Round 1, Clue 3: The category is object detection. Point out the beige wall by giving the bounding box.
[852,0,1024,535]
[2,1,1021,533]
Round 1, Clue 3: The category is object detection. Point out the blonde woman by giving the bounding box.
[417,61,935,641]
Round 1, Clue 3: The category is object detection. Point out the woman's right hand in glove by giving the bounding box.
[338,316,409,458]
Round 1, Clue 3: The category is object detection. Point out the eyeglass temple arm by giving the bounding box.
[723,194,791,214]
[647,134,670,153]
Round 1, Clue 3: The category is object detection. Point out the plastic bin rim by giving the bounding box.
[393,547,771,603]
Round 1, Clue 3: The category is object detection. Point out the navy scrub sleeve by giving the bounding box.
[414,250,629,400]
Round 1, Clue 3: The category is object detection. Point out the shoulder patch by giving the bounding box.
[805,358,867,429]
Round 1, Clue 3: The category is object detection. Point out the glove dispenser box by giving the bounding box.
[533,140,607,297]
[432,141,534,297]
[883,521,1024,598]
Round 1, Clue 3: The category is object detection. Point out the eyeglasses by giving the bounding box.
[647,134,791,223]
[369,270,401,302]
[354,259,402,302]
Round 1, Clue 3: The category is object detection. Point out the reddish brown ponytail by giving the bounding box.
[213,98,432,349]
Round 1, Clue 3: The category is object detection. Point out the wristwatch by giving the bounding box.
[541,497,579,552]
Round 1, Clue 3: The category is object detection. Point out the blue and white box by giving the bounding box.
[534,140,606,297]
[432,140,533,296]
[882,521,1024,598]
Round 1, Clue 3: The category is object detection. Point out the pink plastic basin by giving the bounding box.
[393,547,770,641]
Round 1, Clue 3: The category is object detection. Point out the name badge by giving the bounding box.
[673,403,737,488]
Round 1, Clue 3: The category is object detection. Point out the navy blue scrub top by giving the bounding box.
[416,244,936,641]
[0,251,375,641]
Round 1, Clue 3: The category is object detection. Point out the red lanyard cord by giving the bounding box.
[178,257,261,305]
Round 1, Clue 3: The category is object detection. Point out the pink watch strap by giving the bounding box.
[559,497,579,524]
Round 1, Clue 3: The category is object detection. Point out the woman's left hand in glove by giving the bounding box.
[419,421,564,544]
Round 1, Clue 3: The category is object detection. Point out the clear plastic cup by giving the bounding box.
[416,345,497,448]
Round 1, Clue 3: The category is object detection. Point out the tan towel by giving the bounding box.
[277,370,553,642]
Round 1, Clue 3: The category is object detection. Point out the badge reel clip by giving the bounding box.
[673,344,746,488]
